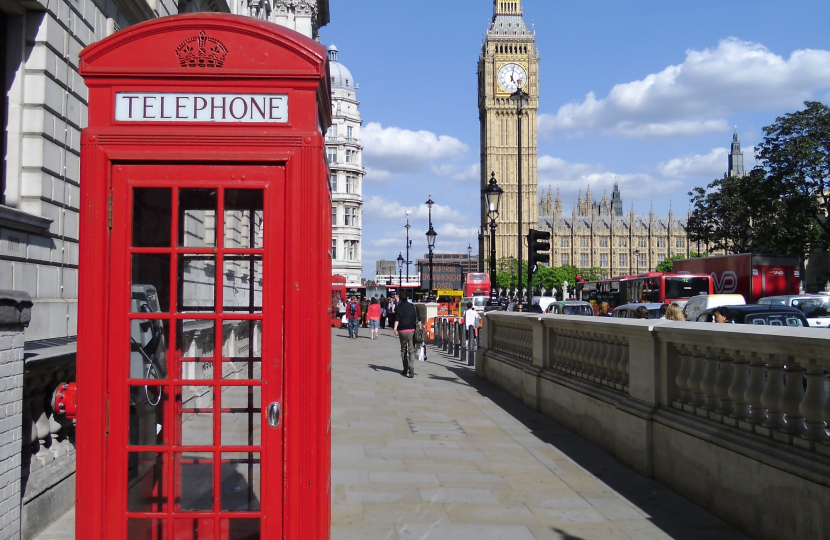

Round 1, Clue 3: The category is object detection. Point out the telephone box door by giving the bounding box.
[109,163,284,539]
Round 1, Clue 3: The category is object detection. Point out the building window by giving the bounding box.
[638,238,647,248]
[599,239,608,248]
[345,240,358,261]
[328,124,337,137]
[344,207,358,227]
[332,206,337,225]
[657,253,666,265]
[347,125,354,138]
[352,207,359,226]
[331,239,337,260]
[346,176,359,194]
[619,238,627,248]
[638,253,647,268]
[330,174,337,192]
[600,253,608,267]
[326,148,337,163]
[619,254,628,267]
[580,238,589,248]
[657,239,666,248]
[345,150,352,163]
[580,253,589,267]
[560,238,569,248]
[561,254,569,266]
[676,238,685,248]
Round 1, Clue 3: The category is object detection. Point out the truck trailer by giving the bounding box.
[672,254,801,304]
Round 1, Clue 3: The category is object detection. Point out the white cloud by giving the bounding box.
[537,155,682,202]
[362,122,469,179]
[539,38,830,138]
[363,195,462,222]
[654,148,728,179]
[431,163,481,183]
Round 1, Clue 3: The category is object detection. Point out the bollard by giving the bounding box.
[453,320,461,358]
[435,317,441,349]
[467,326,477,367]
[443,319,449,353]
[460,323,468,361]
[447,320,453,356]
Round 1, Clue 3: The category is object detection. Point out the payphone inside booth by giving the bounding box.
[74,14,333,540]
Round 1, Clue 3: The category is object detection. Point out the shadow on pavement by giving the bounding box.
[366,364,403,375]
[435,353,748,540]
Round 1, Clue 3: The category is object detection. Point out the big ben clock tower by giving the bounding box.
[478,0,539,263]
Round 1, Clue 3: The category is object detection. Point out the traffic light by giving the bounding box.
[528,229,551,273]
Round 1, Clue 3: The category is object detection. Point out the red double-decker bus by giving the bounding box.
[464,272,491,297]
[577,272,713,313]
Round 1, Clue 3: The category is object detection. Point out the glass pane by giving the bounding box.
[222,320,261,359]
[181,359,212,381]
[223,257,262,313]
[127,452,166,512]
[224,190,263,249]
[178,320,216,359]
[221,452,260,511]
[178,255,216,312]
[222,361,261,381]
[179,189,217,247]
[178,452,214,512]
[130,318,168,380]
[132,254,171,313]
[221,386,261,447]
[221,519,259,540]
[174,518,214,540]
[128,519,167,540]
[181,386,214,447]
[129,386,167,446]
[133,188,172,247]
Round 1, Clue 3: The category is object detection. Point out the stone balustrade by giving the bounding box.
[477,312,830,540]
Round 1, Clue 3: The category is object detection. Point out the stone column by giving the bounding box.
[0,291,32,540]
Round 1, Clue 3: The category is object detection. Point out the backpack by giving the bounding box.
[349,302,357,316]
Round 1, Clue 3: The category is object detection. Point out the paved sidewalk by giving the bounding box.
[330,328,749,540]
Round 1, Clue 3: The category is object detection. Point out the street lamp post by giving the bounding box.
[467,243,472,279]
[478,229,484,272]
[405,211,413,284]
[483,172,504,306]
[510,81,530,307]
[425,195,437,301]
[397,252,404,287]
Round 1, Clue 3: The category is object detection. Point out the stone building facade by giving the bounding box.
[1,1,329,536]
[478,0,539,261]
[326,45,364,286]
[538,185,692,275]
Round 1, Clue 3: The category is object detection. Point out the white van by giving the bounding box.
[461,296,490,313]
[684,294,746,321]
[531,296,557,313]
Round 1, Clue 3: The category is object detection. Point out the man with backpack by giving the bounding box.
[393,291,422,378]
[346,296,362,338]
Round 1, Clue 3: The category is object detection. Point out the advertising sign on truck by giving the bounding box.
[672,254,800,304]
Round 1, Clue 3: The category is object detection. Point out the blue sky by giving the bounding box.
[318,0,830,279]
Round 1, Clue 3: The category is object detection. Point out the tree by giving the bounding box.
[687,101,828,259]
[494,258,606,295]
[655,252,708,273]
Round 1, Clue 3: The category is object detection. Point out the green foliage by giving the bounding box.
[494,258,606,294]
[687,101,829,259]
[655,252,708,273]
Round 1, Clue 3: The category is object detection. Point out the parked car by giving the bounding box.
[461,296,490,313]
[695,305,808,327]
[683,294,746,321]
[544,301,594,316]
[757,295,830,328]
[613,303,665,319]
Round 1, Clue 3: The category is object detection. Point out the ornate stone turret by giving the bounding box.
[611,182,623,217]
[727,128,745,178]
[554,188,562,216]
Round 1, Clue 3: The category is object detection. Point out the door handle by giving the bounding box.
[267,402,281,428]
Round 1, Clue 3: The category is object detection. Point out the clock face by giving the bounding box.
[497,63,528,93]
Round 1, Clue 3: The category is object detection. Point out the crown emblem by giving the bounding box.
[176,31,228,68]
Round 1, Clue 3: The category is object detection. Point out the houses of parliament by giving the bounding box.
[536,132,744,274]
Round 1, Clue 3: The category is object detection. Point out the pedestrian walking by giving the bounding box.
[388,294,398,329]
[393,291,422,378]
[367,297,381,340]
[346,296,362,338]
[379,295,388,329]
[360,297,369,328]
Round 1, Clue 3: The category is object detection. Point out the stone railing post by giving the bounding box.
[0,290,33,540]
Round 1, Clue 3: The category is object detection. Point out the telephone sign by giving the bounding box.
[76,14,332,540]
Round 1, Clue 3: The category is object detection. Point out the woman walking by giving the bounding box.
[367,297,382,340]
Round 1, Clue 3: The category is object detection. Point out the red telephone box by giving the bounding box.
[76,14,332,540]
